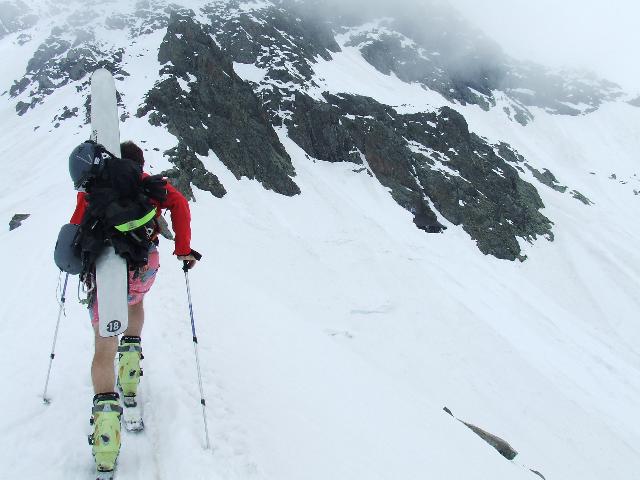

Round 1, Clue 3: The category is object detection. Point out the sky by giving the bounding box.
[445,0,640,92]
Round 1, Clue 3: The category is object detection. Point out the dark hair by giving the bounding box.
[120,141,144,166]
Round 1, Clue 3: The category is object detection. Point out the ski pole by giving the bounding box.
[43,272,69,404]
[183,262,211,449]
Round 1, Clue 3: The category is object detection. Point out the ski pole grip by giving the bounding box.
[181,249,202,271]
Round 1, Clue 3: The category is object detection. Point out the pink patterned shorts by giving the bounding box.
[89,248,160,326]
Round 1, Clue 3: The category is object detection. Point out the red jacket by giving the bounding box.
[70,175,192,256]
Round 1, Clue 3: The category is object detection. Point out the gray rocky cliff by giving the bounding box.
[287,93,553,260]
[138,10,300,197]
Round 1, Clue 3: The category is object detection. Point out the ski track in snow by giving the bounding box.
[0,2,639,480]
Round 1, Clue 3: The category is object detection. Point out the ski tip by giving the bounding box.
[92,68,113,79]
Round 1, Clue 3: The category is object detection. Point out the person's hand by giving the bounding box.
[178,249,202,271]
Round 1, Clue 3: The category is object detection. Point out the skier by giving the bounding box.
[68,140,200,473]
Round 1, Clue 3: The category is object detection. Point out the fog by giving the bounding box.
[2,0,637,92]
[446,0,640,92]
[297,0,638,92]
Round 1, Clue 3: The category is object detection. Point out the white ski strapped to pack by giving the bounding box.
[90,68,129,337]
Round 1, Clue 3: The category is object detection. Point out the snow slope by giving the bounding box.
[1,3,639,480]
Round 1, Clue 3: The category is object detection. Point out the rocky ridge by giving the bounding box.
[139,10,300,197]
[4,0,615,260]
[333,18,622,125]
[9,26,127,117]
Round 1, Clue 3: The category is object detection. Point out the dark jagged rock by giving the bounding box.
[9,213,29,231]
[461,421,518,460]
[502,104,534,126]
[444,406,547,478]
[10,26,127,116]
[207,0,339,70]
[287,93,363,165]
[287,93,444,233]
[205,0,340,124]
[493,142,526,168]
[524,162,593,206]
[7,1,170,117]
[413,210,446,233]
[139,10,300,196]
[287,92,552,260]
[443,406,518,460]
[413,107,552,260]
[570,190,593,205]
[161,145,226,200]
[15,100,29,116]
[53,106,78,127]
[525,165,568,193]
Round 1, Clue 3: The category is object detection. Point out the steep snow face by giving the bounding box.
[0,1,639,480]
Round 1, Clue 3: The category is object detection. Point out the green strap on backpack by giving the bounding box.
[114,207,157,232]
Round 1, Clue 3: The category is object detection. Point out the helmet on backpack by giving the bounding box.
[69,141,109,191]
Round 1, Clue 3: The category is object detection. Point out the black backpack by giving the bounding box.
[76,150,167,275]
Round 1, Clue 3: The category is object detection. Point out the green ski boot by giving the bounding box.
[89,392,122,473]
[117,336,143,403]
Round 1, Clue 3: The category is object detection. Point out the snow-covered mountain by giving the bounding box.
[1,1,639,479]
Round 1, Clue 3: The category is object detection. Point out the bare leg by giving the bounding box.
[125,300,144,337]
[92,301,144,393]
[92,326,118,394]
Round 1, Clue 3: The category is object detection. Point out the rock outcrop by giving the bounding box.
[139,11,300,197]
[9,213,29,231]
[287,93,553,259]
